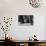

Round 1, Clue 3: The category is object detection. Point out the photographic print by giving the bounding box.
[18,15,33,25]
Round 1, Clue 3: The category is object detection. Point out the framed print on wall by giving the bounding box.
[18,15,33,25]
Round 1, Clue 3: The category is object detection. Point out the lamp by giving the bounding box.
[29,0,45,8]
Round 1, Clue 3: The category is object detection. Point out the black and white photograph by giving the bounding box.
[18,15,33,25]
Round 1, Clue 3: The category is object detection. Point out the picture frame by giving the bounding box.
[18,15,33,25]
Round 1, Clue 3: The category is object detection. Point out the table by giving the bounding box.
[5,39,46,46]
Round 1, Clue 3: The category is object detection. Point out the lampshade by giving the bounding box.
[29,0,45,8]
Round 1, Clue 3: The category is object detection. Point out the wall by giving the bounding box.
[0,0,46,40]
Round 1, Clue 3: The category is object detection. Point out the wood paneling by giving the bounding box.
[24,43,28,46]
